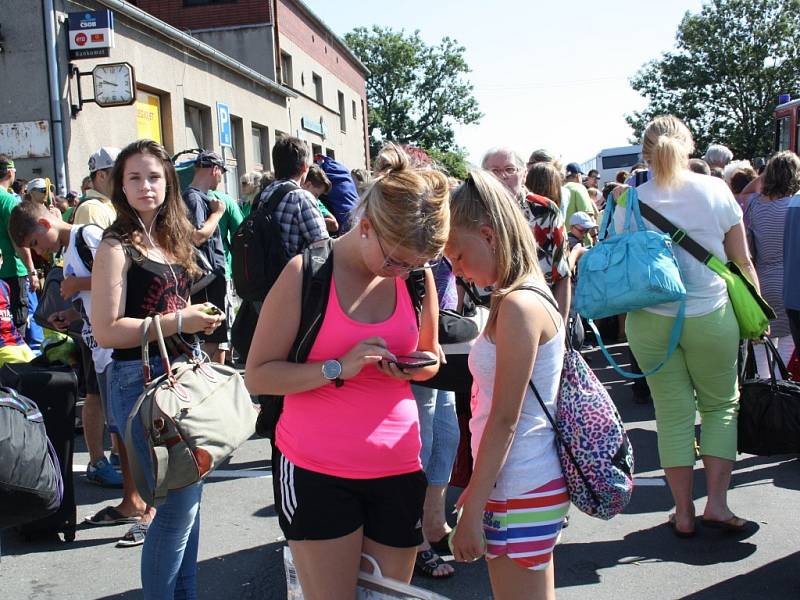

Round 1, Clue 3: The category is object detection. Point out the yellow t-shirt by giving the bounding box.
[72,190,116,228]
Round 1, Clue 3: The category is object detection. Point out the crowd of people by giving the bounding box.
[1,111,799,600]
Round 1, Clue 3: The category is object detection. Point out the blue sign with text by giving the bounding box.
[217,102,231,147]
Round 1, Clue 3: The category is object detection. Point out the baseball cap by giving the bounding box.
[195,151,227,172]
[565,162,584,176]
[569,211,597,230]
[88,147,121,173]
[28,178,47,191]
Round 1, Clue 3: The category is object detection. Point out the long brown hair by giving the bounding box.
[525,162,563,207]
[104,139,199,277]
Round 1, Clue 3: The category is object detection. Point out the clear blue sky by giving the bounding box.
[303,0,707,165]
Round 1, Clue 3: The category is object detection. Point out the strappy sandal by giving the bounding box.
[414,549,455,578]
[116,521,149,547]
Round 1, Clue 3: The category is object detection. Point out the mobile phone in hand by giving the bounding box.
[201,304,223,316]
[390,355,437,369]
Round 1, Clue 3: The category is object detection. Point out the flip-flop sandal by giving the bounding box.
[701,515,751,532]
[84,506,141,526]
[668,513,696,538]
[415,549,455,578]
[116,522,149,548]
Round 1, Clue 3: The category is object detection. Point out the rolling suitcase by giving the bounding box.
[0,363,78,542]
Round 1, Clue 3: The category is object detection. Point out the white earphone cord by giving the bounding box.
[137,211,204,358]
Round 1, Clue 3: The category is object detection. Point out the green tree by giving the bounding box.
[344,26,482,157]
[427,148,470,180]
[626,0,800,159]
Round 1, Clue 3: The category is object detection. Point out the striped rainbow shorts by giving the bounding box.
[483,477,570,570]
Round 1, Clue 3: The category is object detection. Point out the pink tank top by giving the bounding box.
[276,275,422,479]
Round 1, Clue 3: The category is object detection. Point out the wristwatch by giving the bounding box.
[321,359,344,387]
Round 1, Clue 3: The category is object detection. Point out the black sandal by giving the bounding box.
[428,534,452,555]
[414,549,455,578]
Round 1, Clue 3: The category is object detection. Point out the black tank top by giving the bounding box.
[112,245,194,361]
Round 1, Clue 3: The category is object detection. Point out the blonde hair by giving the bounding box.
[450,170,543,339]
[641,115,695,188]
[360,144,450,260]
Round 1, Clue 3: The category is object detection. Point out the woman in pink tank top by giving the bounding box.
[246,144,450,599]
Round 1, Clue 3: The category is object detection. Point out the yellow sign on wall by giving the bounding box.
[136,91,162,144]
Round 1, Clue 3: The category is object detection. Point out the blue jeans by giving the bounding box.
[411,385,460,486]
[109,357,204,600]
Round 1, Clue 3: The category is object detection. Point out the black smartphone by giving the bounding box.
[390,355,438,369]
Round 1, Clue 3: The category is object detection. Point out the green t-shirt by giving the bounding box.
[62,207,75,223]
[0,188,27,278]
[209,190,244,277]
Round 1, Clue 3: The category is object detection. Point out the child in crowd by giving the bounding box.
[446,170,569,600]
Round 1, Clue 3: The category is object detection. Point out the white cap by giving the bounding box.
[88,147,121,173]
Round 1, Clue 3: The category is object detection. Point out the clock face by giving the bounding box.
[92,63,135,107]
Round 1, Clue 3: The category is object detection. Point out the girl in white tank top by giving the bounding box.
[445,171,568,599]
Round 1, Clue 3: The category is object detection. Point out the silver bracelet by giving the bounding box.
[176,309,183,336]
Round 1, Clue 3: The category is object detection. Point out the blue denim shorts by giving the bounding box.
[108,357,165,492]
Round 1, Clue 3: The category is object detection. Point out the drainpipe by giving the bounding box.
[43,0,67,194]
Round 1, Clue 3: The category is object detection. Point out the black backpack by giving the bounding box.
[0,388,63,529]
[231,181,299,302]
[255,239,425,439]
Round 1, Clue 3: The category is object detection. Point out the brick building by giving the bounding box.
[132,0,371,170]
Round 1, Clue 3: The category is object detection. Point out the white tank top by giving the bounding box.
[467,285,564,497]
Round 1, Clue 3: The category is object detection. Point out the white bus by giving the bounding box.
[580,145,643,186]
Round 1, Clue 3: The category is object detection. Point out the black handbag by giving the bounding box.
[33,267,83,339]
[737,339,800,456]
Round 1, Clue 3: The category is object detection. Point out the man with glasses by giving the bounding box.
[482,148,571,322]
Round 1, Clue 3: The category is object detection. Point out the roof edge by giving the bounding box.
[95,0,297,99]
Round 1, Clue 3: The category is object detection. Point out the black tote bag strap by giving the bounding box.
[637,201,714,264]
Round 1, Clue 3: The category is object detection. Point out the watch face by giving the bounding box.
[322,360,342,380]
[92,63,135,107]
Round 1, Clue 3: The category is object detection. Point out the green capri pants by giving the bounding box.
[626,302,740,468]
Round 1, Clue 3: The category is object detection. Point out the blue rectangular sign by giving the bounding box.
[217,102,232,148]
[68,9,112,31]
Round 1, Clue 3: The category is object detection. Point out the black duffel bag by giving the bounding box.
[738,339,800,456]
[0,387,63,530]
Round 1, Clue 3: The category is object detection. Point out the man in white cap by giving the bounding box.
[72,147,119,228]
[63,148,124,490]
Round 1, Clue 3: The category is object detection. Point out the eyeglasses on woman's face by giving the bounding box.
[375,234,439,274]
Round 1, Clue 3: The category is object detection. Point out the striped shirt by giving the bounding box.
[747,193,793,336]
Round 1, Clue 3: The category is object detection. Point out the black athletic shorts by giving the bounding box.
[190,273,228,344]
[272,446,426,548]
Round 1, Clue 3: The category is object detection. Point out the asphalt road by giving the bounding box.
[2,344,799,599]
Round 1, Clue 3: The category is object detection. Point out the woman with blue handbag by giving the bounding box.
[615,116,758,537]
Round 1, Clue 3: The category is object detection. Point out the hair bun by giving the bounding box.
[373,144,410,175]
